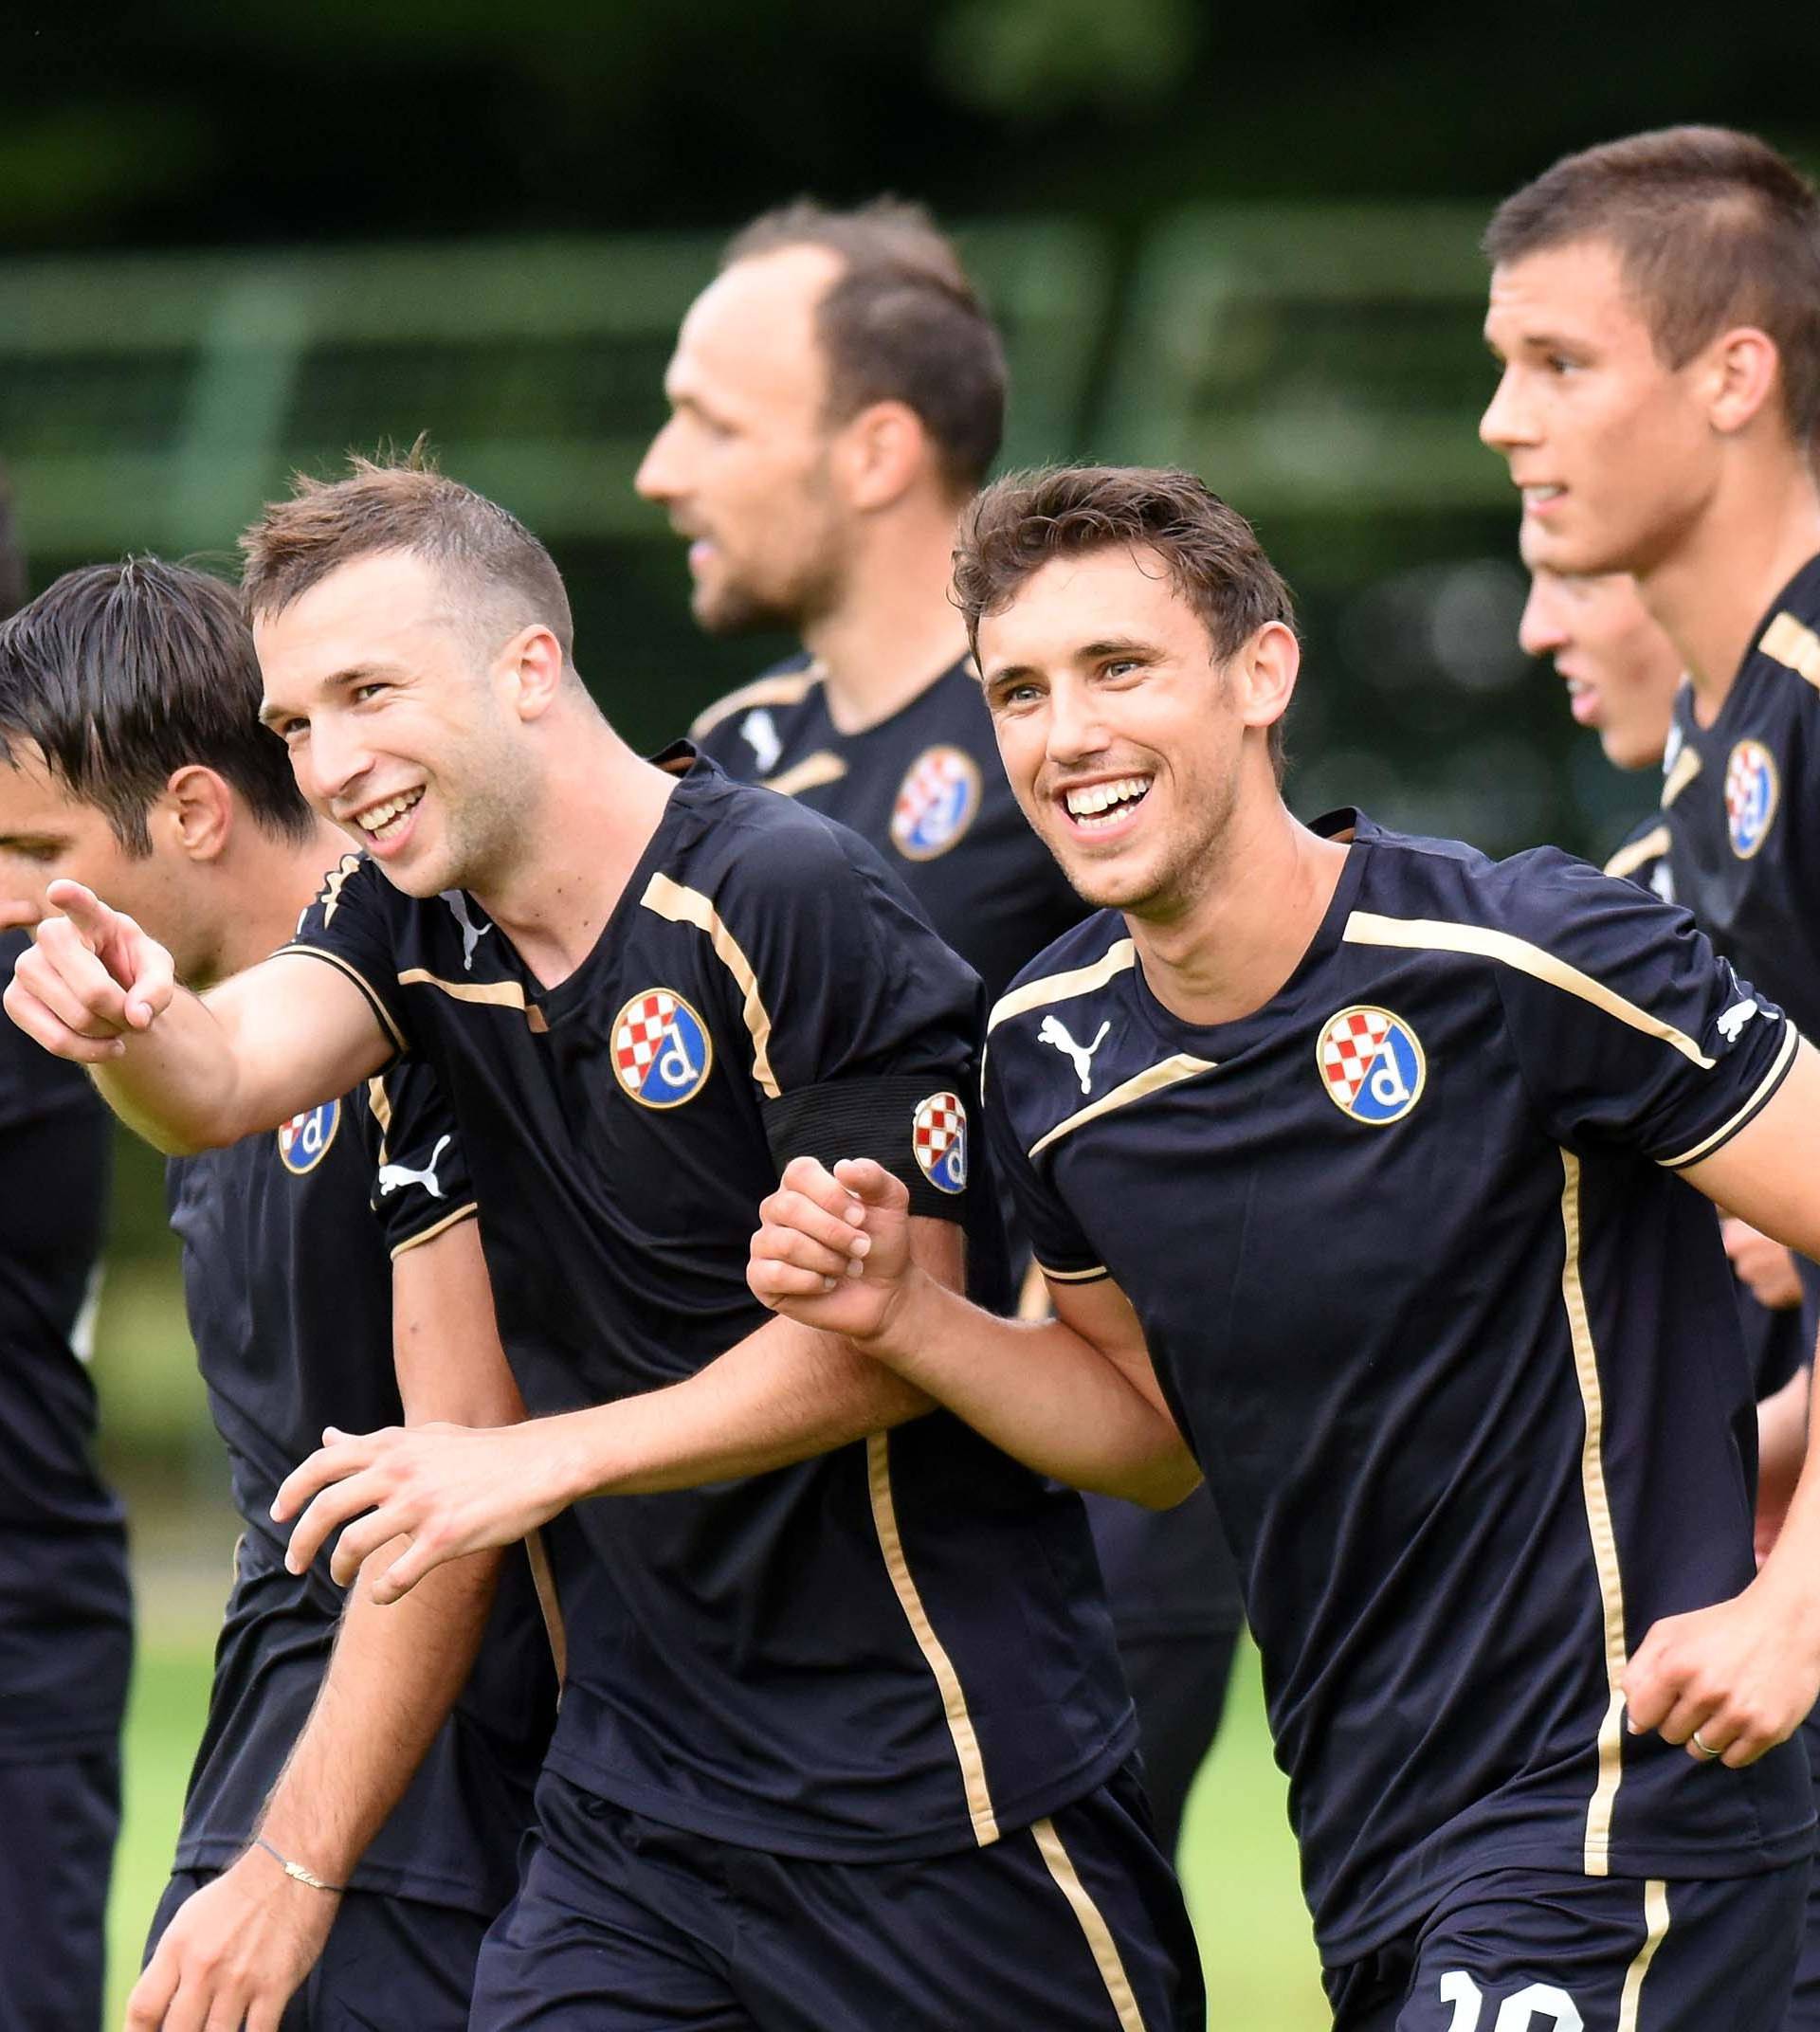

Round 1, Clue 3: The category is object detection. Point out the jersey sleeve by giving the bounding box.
[279,852,414,1058]
[705,813,983,1222]
[355,1061,478,1259]
[1488,850,1798,1169]
[983,1045,1107,1283]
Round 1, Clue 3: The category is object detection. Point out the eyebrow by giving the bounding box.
[258,663,392,730]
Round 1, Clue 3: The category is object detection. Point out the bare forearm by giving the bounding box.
[858,1271,1197,1505]
[258,1547,499,1879]
[90,988,253,1152]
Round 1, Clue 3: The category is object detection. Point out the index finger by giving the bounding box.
[271,1430,376,1523]
[43,880,113,943]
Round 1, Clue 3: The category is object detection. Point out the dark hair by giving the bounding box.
[721,198,1007,496]
[953,465,1298,779]
[1485,126,1820,442]
[240,443,574,663]
[0,472,26,625]
[0,556,314,854]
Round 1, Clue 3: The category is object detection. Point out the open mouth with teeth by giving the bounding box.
[355,788,425,843]
[1061,775,1154,831]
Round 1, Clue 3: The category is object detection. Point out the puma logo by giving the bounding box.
[1717,998,1766,1044]
[442,891,492,972]
[1038,1014,1111,1095]
[376,1134,450,1201]
[741,708,784,775]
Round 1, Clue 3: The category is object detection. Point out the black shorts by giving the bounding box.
[1323,1861,1810,2032]
[149,1869,491,2030]
[472,1763,1204,2030]
[0,1748,118,2031]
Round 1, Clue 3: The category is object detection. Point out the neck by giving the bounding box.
[206,817,355,988]
[1638,452,1820,721]
[801,501,972,735]
[1129,794,1349,1028]
[469,700,676,988]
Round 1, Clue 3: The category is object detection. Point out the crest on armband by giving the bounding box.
[911,1091,968,1193]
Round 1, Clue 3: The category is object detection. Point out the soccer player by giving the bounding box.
[0,484,132,2032]
[747,464,1820,2029]
[6,462,1202,2029]
[0,558,555,2032]
[639,196,1241,1852]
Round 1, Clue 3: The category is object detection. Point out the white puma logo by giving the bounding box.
[1717,998,1766,1044]
[442,890,492,971]
[1038,1014,1111,1095]
[376,1134,450,1201]
[741,708,783,775]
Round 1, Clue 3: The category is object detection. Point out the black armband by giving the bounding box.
[764,1074,973,1222]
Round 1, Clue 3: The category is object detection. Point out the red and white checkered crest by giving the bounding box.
[1319,1006,1393,1111]
[614,990,681,1086]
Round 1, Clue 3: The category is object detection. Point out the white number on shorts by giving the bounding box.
[1438,1972,1584,2032]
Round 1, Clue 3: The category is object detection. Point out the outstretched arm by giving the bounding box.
[271,1213,955,1603]
[127,1216,521,2032]
[1626,1040,1820,1765]
[4,881,387,1151]
[746,1154,1199,1506]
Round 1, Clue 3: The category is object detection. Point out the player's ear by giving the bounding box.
[835,400,926,515]
[500,624,567,723]
[1703,325,1782,439]
[159,765,235,863]
[1232,623,1301,739]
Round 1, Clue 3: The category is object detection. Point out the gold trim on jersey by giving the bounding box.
[1028,1054,1218,1160]
[278,946,409,1055]
[1559,1149,1629,1876]
[365,1073,393,1167]
[1341,913,1715,1069]
[989,941,1138,1032]
[1602,825,1671,883]
[395,968,550,1033]
[1032,1816,1149,2032]
[523,1528,569,1692]
[389,1201,479,1259]
[1617,1879,1670,2032]
[313,852,363,929]
[687,668,822,741]
[639,873,779,1098]
[763,752,848,799]
[1659,747,1702,809]
[1036,1261,1111,1284]
[1761,610,1820,688]
[864,1432,999,1845]
[1658,1021,1798,1170]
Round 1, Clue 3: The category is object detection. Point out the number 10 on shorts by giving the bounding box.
[1440,1971,1583,2031]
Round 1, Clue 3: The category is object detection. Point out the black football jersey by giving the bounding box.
[0,931,132,1757]
[987,814,1811,1958]
[282,750,1134,1862]
[1663,553,1820,1042]
[166,1063,554,1914]
[692,657,1084,1005]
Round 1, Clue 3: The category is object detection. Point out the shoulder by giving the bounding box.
[1756,558,1820,692]
[688,659,824,747]
[990,911,1135,1038]
[1601,815,1674,896]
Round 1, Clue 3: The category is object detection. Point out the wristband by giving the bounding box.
[253,1835,345,1894]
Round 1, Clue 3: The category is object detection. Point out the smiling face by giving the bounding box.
[634,245,855,634]
[1519,558,1683,771]
[1480,237,1721,580]
[255,549,543,900]
[976,545,1288,920]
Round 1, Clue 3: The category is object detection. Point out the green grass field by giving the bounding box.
[105,1591,1328,2029]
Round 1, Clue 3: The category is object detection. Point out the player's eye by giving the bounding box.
[352,682,388,704]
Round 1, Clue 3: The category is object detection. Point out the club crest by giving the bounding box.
[612,989,713,1109]
[891,747,982,862]
[277,1099,341,1174]
[1724,738,1778,859]
[911,1090,968,1194]
[1317,1006,1426,1126]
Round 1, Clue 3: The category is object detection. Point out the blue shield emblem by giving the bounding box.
[891,747,982,862]
[1725,738,1778,860]
[612,989,713,1109]
[1317,1007,1426,1126]
[277,1098,341,1174]
[912,1091,968,1193]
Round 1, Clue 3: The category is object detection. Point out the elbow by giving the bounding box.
[1122,1450,1204,1512]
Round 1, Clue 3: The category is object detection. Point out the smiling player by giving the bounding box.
[748,464,1820,2030]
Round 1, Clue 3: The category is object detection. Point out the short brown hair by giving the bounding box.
[1485,126,1820,442]
[953,465,1297,778]
[239,444,575,665]
[721,198,1006,497]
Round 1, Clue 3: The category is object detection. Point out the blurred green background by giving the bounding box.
[6,2,1818,2021]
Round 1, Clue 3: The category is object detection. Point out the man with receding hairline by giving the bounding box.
[7,456,1202,2030]
[643,197,1244,1856]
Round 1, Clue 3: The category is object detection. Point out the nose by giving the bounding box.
[296,717,373,811]
[1518,578,1569,660]
[1045,676,1111,768]
[634,418,684,505]
[1479,363,1536,456]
